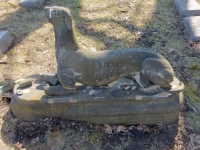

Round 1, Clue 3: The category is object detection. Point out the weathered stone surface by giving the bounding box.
[134,73,150,88]
[44,86,77,95]
[139,73,150,88]
[184,16,200,41]
[17,79,32,88]
[174,0,200,16]
[0,31,12,56]
[11,6,185,125]
[18,0,45,8]
[11,75,184,125]
[39,73,58,85]
[44,6,174,88]
[88,89,102,95]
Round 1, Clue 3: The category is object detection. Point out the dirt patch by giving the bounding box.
[1,101,186,149]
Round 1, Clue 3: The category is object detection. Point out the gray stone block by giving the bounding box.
[18,0,45,8]
[184,16,200,41]
[174,0,200,16]
[11,75,184,125]
[0,31,12,56]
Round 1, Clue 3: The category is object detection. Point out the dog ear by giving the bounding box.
[64,15,72,30]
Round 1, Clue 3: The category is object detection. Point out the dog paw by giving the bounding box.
[141,58,174,87]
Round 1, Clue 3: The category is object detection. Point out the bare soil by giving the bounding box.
[0,97,187,150]
[0,0,200,149]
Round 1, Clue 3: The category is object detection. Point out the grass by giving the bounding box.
[0,0,200,149]
[186,112,200,131]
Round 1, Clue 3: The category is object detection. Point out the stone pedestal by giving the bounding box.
[11,75,184,125]
[184,16,200,41]
[174,0,200,17]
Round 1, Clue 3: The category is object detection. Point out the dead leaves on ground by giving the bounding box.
[104,124,113,134]
[104,123,164,134]
[2,92,13,98]
[14,142,23,148]
[187,133,200,150]
[116,125,126,133]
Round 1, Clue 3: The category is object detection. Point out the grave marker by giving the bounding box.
[0,31,12,57]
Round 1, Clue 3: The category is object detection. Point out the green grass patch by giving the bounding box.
[89,133,98,143]
[186,112,200,131]
[184,83,200,103]
[190,64,200,71]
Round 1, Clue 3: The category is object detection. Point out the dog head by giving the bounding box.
[44,6,72,30]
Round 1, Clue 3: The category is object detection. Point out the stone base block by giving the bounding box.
[18,0,45,8]
[0,31,12,56]
[11,75,184,125]
[174,0,200,16]
[184,16,200,41]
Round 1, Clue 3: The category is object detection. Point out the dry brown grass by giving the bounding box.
[0,0,200,149]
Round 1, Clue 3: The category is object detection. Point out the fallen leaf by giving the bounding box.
[136,124,146,131]
[128,125,135,130]
[146,127,154,133]
[157,122,164,130]
[104,124,112,134]
[116,125,126,133]
[15,142,23,148]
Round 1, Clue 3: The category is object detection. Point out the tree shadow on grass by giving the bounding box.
[0,1,61,89]
[0,0,186,149]
[0,2,50,87]
[0,8,44,49]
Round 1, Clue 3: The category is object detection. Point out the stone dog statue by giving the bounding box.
[44,6,174,89]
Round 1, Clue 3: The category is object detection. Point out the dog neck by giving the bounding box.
[54,24,79,51]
